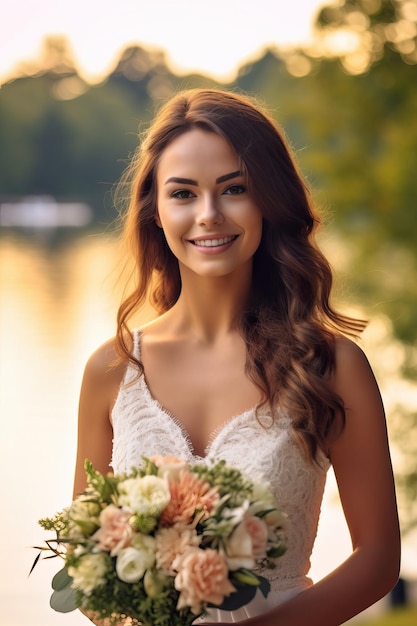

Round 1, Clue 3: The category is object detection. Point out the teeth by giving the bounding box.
[192,236,236,247]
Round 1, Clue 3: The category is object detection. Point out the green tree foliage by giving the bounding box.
[0,38,216,218]
[316,0,417,70]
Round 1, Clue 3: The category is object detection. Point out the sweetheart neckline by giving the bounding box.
[139,370,259,460]
[134,329,264,460]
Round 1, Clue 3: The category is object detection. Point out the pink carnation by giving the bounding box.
[155,523,200,574]
[174,548,236,614]
[160,472,219,527]
[92,504,132,556]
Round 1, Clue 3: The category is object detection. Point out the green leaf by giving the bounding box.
[232,568,261,586]
[267,544,287,558]
[258,576,271,599]
[28,551,42,576]
[50,585,78,613]
[52,566,73,591]
[210,584,257,611]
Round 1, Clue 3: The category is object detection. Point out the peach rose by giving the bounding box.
[174,548,236,614]
[160,472,219,527]
[150,455,190,482]
[226,516,268,570]
[245,515,269,557]
[92,504,132,556]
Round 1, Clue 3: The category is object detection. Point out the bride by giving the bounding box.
[73,88,400,625]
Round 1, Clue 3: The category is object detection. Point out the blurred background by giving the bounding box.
[1,0,416,624]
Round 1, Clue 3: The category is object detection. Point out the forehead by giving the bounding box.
[157,129,240,180]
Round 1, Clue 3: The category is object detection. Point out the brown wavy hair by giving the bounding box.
[115,88,366,462]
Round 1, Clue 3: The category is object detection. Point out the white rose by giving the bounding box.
[116,535,156,583]
[118,475,171,516]
[225,521,256,571]
[68,552,108,595]
[250,478,276,510]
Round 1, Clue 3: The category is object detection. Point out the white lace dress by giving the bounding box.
[111,330,330,623]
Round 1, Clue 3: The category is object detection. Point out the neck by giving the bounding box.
[169,264,253,343]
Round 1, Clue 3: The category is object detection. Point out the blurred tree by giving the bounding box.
[0,39,218,219]
[315,0,417,72]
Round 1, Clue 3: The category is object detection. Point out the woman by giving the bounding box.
[73,88,400,625]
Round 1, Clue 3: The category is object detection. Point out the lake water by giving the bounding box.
[1,232,415,625]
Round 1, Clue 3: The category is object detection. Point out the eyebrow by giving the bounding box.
[164,170,241,186]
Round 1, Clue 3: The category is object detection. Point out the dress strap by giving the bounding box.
[132,329,141,360]
[119,329,142,387]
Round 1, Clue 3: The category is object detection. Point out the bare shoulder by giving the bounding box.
[333,334,371,370]
[331,334,385,440]
[82,337,128,403]
[332,335,378,395]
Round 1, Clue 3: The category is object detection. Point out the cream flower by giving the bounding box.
[116,536,155,583]
[250,477,276,509]
[68,495,101,537]
[117,475,171,516]
[68,552,108,595]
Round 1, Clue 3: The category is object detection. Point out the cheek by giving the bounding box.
[246,210,263,249]
[159,215,186,240]
[156,202,183,236]
[157,212,190,256]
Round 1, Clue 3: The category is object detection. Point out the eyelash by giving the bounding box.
[171,184,246,200]
[171,189,194,199]
[223,184,246,195]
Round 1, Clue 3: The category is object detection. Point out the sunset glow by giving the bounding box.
[1,0,325,83]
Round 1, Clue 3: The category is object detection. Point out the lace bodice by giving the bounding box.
[111,330,330,619]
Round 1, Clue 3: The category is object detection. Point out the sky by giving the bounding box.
[1,0,327,84]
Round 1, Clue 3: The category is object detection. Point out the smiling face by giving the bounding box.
[155,129,263,281]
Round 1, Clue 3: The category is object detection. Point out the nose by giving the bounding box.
[196,194,224,226]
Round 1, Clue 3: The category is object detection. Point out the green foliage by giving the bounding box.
[84,458,119,503]
[191,459,253,506]
[78,568,194,626]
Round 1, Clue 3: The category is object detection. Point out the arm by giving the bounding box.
[73,339,124,497]
[73,340,128,625]
[208,338,401,626]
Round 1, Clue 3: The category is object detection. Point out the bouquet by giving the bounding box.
[32,456,287,626]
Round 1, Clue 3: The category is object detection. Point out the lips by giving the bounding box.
[189,235,239,247]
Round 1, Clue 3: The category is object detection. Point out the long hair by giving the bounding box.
[115,88,366,462]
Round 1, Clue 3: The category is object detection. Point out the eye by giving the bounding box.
[223,184,246,196]
[171,189,195,200]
